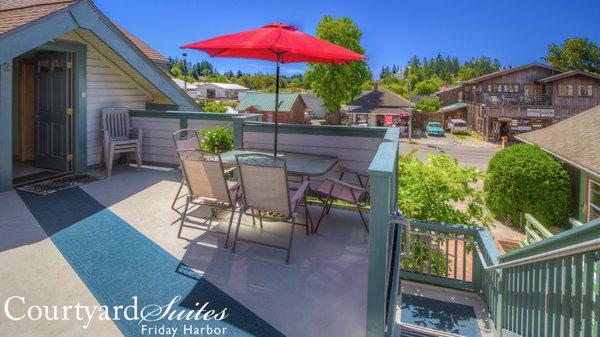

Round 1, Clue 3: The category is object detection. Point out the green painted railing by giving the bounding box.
[365,128,400,337]
[523,213,553,246]
[402,217,600,337]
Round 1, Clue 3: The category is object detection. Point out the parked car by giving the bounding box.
[426,122,445,136]
[448,119,468,134]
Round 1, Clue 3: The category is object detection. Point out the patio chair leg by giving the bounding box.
[325,197,334,215]
[107,146,115,177]
[135,147,142,172]
[231,208,244,253]
[171,179,185,212]
[314,197,331,234]
[178,197,191,238]
[356,204,369,234]
[251,209,256,227]
[303,196,312,235]
[285,218,296,264]
[224,206,236,248]
[258,211,263,229]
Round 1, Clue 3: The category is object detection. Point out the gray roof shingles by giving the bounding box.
[516,105,600,176]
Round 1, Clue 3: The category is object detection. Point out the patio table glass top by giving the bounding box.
[220,149,339,177]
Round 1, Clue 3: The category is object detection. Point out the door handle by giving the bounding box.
[33,114,39,118]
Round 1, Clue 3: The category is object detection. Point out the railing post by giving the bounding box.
[232,114,261,149]
[366,172,392,337]
[366,128,399,337]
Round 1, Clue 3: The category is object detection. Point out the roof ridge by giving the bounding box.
[0,0,78,13]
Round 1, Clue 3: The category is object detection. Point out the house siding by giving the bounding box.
[85,50,147,165]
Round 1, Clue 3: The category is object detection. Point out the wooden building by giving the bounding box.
[236,92,308,124]
[453,63,600,142]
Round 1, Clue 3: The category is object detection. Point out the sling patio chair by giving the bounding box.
[172,129,201,213]
[101,108,142,177]
[177,149,241,247]
[231,154,311,264]
[312,164,370,234]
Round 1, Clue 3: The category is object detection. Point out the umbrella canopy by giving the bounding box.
[181,23,364,64]
[181,23,365,155]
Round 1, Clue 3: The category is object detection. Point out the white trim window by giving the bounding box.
[589,179,600,222]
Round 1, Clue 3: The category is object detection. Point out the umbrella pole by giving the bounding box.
[274,55,281,156]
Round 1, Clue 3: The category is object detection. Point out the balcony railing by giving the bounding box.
[397,216,600,337]
[483,93,552,106]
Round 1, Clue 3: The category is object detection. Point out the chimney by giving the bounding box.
[373,82,379,91]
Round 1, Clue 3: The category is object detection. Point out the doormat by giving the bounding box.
[16,173,102,195]
[13,171,69,188]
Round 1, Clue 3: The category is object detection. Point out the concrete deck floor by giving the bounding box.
[0,166,369,337]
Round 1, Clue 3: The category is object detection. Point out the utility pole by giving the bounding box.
[183,52,188,91]
[407,75,413,141]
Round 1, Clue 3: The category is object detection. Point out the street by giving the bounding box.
[399,133,501,171]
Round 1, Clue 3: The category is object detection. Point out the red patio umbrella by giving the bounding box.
[181,23,365,155]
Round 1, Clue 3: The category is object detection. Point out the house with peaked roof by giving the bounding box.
[455,62,600,142]
[516,105,600,223]
[0,0,200,191]
[236,92,308,124]
[345,85,411,127]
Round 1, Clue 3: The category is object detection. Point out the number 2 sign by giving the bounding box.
[1,63,10,72]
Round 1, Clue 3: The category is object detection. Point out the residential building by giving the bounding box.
[453,63,600,142]
[0,0,199,192]
[197,82,249,100]
[516,105,600,223]
[345,85,411,127]
[236,92,308,124]
[300,92,327,119]
[172,78,198,99]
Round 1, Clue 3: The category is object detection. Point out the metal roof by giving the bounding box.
[440,102,467,112]
[236,92,302,112]
[200,82,249,90]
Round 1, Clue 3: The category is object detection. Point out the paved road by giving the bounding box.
[399,134,501,171]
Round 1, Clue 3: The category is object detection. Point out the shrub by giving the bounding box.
[484,144,571,228]
[200,126,233,154]
[202,101,227,113]
[398,151,489,226]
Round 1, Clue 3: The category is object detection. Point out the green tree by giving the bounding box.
[484,144,572,228]
[305,16,371,124]
[202,100,227,113]
[415,96,442,112]
[543,38,600,73]
[413,76,444,95]
[398,152,489,226]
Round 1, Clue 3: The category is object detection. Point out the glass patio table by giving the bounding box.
[219,149,339,177]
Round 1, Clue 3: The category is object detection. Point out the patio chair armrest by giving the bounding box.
[223,166,236,175]
[291,180,310,209]
[338,164,369,178]
[324,177,366,193]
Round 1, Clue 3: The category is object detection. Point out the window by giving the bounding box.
[507,84,519,92]
[589,180,600,221]
[558,84,573,96]
[578,85,593,97]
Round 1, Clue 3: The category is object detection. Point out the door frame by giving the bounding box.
[34,41,87,173]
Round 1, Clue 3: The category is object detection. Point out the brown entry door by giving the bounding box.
[34,52,70,171]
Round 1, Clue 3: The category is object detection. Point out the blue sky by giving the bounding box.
[96,0,600,76]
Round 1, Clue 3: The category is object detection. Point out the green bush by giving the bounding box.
[484,144,571,228]
[202,101,227,113]
[200,126,233,154]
